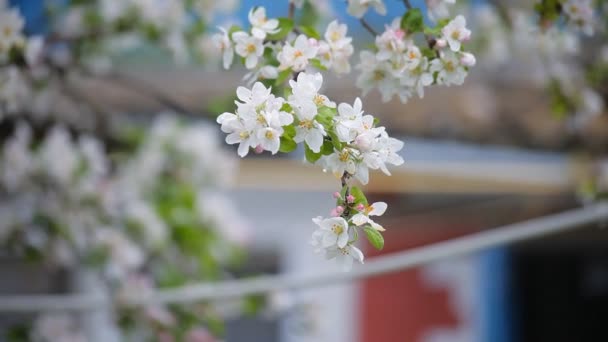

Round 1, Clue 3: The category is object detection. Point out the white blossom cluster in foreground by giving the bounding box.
[218,73,404,269]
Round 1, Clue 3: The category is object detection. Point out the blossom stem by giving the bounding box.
[340,173,352,218]
[288,2,295,19]
[403,0,413,10]
[359,18,379,36]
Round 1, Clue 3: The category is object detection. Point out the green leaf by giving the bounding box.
[316,106,336,127]
[309,58,328,71]
[321,140,334,155]
[228,25,243,38]
[350,186,368,206]
[327,130,344,151]
[401,8,424,33]
[275,68,292,86]
[304,144,323,163]
[298,1,319,27]
[364,227,384,250]
[267,18,294,41]
[283,124,296,138]
[280,135,297,153]
[299,25,321,39]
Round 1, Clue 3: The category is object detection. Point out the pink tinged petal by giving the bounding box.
[369,202,387,216]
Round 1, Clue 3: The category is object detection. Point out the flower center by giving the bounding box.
[445,61,455,72]
[339,150,350,162]
[246,44,256,53]
[451,30,460,40]
[294,50,303,58]
[256,113,267,124]
[299,119,313,129]
[332,224,344,235]
[373,70,385,81]
[313,94,325,106]
[330,31,341,42]
[408,51,418,60]
[364,205,374,215]
[239,131,250,139]
[265,130,275,139]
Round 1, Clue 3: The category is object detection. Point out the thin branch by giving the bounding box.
[288,2,295,19]
[0,202,606,311]
[403,0,413,9]
[359,18,379,36]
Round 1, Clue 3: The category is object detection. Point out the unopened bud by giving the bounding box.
[460,52,476,67]
[435,38,447,48]
[254,144,264,154]
[347,194,355,203]
[330,208,340,217]
[356,204,365,211]
[333,191,341,199]
[335,206,344,214]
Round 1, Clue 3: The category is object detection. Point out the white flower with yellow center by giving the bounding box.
[232,31,264,69]
[277,34,319,71]
[325,244,364,271]
[352,201,388,231]
[248,7,279,39]
[312,216,350,249]
[430,51,467,86]
[320,147,357,179]
[441,15,471,52]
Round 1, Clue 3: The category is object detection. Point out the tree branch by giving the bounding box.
[359,18,379,36]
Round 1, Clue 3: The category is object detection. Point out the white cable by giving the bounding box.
[1,202,607,312]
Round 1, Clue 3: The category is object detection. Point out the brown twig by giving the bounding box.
[359,18,379,36]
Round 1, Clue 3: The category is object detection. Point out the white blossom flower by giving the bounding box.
[325,244,364,271]
[232,31,264,69]
[248,7,279,39]
[441,15,471,52]
[277,34,319,71]
[426,0,456,22]
[352,201,388,231]
[25,36,44,67]
[563,0,595,35]
[347,0,387,18]
[375,19,406,61]
[212,27,234,69]
[312,216,350,249]
[430,51,468,86]
[319,147,357,179]
[256,126,282,154]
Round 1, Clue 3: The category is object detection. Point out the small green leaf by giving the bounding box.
[350,186,368,206]
[321,140,334,155]
[304,144,322,163]
[275,68,292,85]
[299,25,321,39]
[228,25,243,38]
[267,18,294,41]
[309,58,328,71]
[401,8,424,33]
[283,124,296,138]
[280,136,297,153]
[364,227,384,250]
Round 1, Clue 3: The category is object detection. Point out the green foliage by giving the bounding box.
[304,144,323,163]
[401,8,424,34]
[299,25,321,39]
[279,135,298,153]
[275,68,293,85]
[267,18,294,41]
[309,58,328,71]
[363,227,384,250]
[534,0,563,22]
[350,186,368,206]
[547,78,575,118]
[242,294,267,316]
[298,1,319,27]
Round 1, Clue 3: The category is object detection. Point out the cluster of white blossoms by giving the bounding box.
[212,6,354,80]
[0,2,25,62]
[218,72,404,269]
[356,14,475,103]
[563,0,596,35]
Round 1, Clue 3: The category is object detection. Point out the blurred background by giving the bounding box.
[1,0,608,341]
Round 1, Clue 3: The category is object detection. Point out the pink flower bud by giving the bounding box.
[330,208,339,217]
[356,204,365,211]
[346,194,355,203]
[435,38,447,48]
[308,38,319,47]
[394,29,405,40]
[333,191,341,199]
[460,52,476,67]
[335,206,344,214]
[254,144,264,154]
